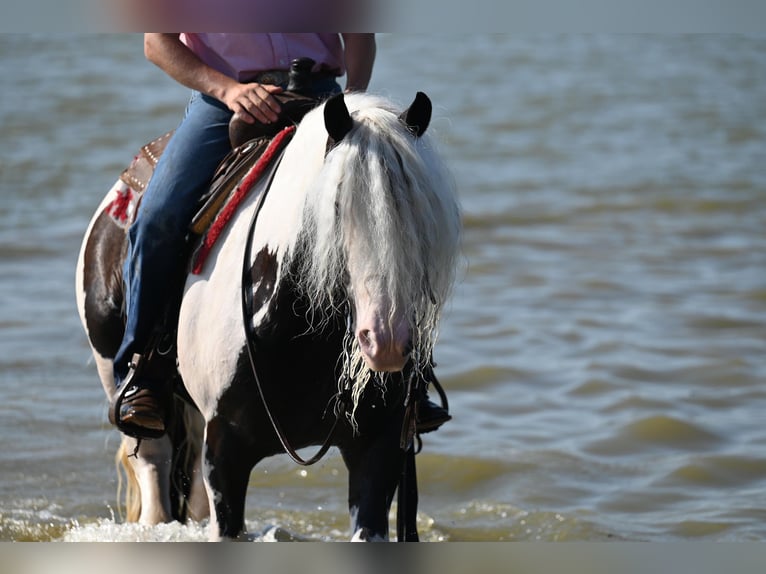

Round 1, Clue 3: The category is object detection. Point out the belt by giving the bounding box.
[250,69,290,86]
[248,69,336,87]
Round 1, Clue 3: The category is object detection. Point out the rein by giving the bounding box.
[240,127,340,467]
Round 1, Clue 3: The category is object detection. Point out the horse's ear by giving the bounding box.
[324,93,353,143]
[400,92,432,137]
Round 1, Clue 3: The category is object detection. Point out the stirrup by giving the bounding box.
[109,353,168,440]
[416,399,451,434]
[415,365,451,434]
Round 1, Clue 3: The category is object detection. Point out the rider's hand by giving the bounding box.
[223,82,283,125]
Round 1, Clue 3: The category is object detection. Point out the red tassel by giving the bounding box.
[107,187,134,224]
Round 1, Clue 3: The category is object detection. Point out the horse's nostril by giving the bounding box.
[358,329,372,346]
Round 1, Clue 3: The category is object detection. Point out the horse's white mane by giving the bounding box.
[285,93,461,413]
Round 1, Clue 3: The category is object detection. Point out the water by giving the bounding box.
[1,33,765,542]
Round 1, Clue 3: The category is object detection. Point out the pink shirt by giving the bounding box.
[181,33,345,82]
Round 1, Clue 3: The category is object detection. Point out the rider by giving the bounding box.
[111,33,451,440]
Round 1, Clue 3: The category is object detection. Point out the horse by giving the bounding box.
[75,91,461,541]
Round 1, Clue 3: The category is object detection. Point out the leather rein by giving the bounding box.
[240,130,341,466]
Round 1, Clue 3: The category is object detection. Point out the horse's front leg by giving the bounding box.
[202,416,258,540]
[340,419,407,541]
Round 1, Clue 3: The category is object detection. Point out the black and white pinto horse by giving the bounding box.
[76,92,461,541]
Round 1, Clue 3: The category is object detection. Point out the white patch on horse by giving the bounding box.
[177,187,266,420]
[200,442,224,540]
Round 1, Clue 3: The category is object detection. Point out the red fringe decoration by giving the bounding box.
[192,126,296,275]
[107,186,135,225]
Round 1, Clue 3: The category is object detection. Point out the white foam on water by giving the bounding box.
[61,519,212,542]
[59,519,308,542]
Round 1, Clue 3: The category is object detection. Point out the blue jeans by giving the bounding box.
[113,79,340,385]
[113,91,232,382]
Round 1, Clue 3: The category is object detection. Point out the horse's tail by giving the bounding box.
[115,397,206,523]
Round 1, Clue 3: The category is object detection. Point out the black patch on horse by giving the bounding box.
[249,247,278,313]
[82,211,127,358]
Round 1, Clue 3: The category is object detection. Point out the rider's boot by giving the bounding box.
[109,352,171,440]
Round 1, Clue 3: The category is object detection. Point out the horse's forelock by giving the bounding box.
[293,95,460,344]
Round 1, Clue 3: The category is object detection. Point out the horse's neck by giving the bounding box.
[249,122,327,263]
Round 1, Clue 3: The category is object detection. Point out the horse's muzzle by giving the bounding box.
[356,322,411,372]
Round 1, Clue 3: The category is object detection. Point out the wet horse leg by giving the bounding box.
[90,353,175,524]
[341,424,406,541]
[186,446,210,522]
[202,416,259,540]
[122,434,174,524]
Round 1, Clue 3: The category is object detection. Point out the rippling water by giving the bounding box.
[1,34,765,542]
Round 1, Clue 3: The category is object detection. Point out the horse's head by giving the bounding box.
[293,91,460,383]
[323,92,435,372]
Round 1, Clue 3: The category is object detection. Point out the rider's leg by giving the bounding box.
[112,92,234,437]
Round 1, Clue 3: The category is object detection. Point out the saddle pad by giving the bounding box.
[104,181,139,230]
[106,131,270,234]
[105,131,174,230]
[119,131,174,192]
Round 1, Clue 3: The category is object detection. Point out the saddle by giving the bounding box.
[116,56,324,239]
[118,90,317,241]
